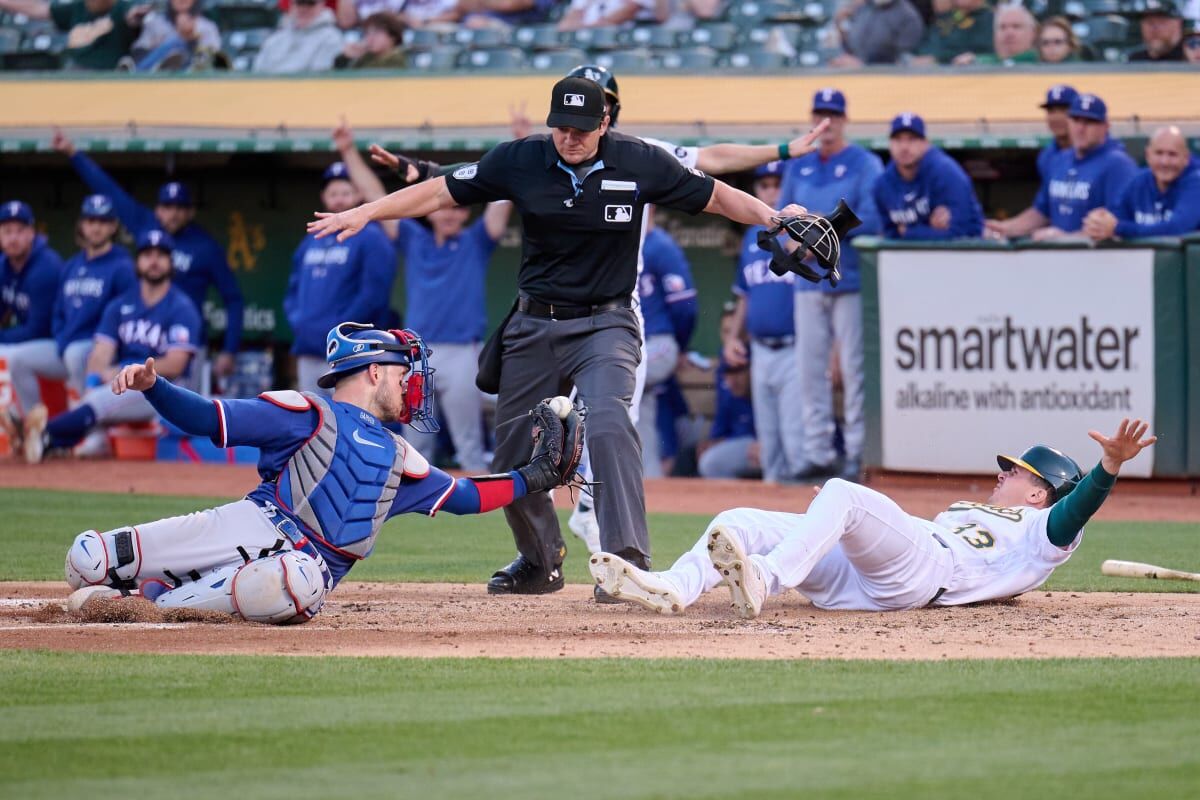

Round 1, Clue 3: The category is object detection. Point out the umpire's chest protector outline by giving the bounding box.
[274,393,429,559]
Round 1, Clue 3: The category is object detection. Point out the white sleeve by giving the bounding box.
[640,136,700,170]
[1026,507,1080,563]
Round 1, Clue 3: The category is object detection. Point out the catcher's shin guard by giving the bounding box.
[65,528,142,590]
[151,551,329,625]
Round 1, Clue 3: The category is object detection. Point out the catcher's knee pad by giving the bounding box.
[230,550,328,625]
[65,527,142,589]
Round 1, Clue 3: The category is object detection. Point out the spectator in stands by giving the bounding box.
[2,196,133,444]
[0,201,64,441]
[396,0,460,27]
[779,89,883,483]
[336,11,407,67]
[129,0,221,71]
[908,0,993,64]
[54,129,244,386]
[985,93,1137,241]
[656,0,725,29]
[1037,84,1077,180]
[457,0,557,29]
[1036,16,1081,63]
[1082,126,1200,241]
[253,0,344,73]
[952,3,1036,65]
[285,163,396,394]
[334,0,402,29]
[1187,20,1200,64]
[1129,0,1185,61]
[874,113,984,240]
[830,0,925,66]
[558,0,657,31]
[637,210,697,478]
[22,231,202,465]
[697,359,759,480]
[0,0,148,70]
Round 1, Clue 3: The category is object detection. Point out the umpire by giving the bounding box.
[308,76,804,595]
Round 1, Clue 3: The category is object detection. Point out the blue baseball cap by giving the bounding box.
[80,194,116,220]
[890,112,925,139]
[1068,93,1107,122]
[319,322,423,389]
[322,162,352,186]
[812,88,846,115]
[136,229,175,254]
[0,200,34,226]
[1040,84,1078,109]
[754,161,784,179]
[156,182,192,207]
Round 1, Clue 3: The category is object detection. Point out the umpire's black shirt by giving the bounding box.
[444,130,715,306]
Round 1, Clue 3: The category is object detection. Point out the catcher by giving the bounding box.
[63,321,584,624]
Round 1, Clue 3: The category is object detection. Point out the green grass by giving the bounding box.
[0,487,1196,592]
[0,651,1197,799]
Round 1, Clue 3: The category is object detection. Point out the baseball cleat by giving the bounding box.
[707,527,767,620]
[0,404,22,451]
[568,502,601,554]
[22,403,48,464]
[65,585,123,613]
[588,552,683,615]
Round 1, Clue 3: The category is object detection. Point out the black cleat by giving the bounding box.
[486,554,564,595]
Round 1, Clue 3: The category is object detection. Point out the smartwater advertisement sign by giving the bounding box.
[877,249,1155,477]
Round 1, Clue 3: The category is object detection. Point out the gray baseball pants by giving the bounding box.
[749,339,806,483]
[794,291,865,467]
[0,339,92,416]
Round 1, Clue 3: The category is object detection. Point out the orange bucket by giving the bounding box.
[108,422,161,461]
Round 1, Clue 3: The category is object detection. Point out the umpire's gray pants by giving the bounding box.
[492,307,646,570]
[0,339,91,416]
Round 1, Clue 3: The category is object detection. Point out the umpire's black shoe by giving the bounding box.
[594,549,650,604]
[792,461,837,482]
[487,555,564,595]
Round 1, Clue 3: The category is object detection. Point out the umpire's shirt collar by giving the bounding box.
[542,131,619,171]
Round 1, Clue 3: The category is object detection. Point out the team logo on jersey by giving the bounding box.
[835,164,847,178]
[452,164,478,180]
[663,274,687,293]
[563,93,586,107]
[604,205,632,223]
[675,146,688,158]
[168,324,191,344]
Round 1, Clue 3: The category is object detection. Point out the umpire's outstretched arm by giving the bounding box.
[703,180,803,227]
[307,176,458,242]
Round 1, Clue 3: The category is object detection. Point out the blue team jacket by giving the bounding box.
[1034,137,1138,232]
[0,236,64,343]
[1113,167,1200,238]
[873,146,983,240]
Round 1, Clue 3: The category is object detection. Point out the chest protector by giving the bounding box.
[273,392,429,559]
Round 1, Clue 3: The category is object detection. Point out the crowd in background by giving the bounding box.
[0,0,1199,71]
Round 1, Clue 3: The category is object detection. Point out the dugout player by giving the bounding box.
[53,129,244,384]
[308,76,811,595]
[2,195,134,435]
[590,419,1155,617]
[1036,85,1077,181]
[22,230,201,463]
[63,322,583,625]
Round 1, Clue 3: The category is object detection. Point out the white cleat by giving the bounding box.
[588,552,684,615]
[568,503,601,554]
[22,403,48,464]
[66,585,122,613]
[707,526,767,620]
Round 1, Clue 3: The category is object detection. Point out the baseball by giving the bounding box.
[549,396,572,420]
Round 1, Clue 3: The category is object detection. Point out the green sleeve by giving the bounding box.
[1045,463,1117,547]
[50,0,76,31]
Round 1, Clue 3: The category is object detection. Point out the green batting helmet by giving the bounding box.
[566,64,620,126]
[997,445,1083,502]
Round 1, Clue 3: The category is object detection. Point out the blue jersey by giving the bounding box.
[1034,137,1138,232]
[711,366,755,440]
[212,392,455,583]
[284,222,397,357]
[95,284,203,373]
[732,226,794,339]
[52,245,136,353]
[1112,167,1200,238]
[778,145,884,294]
[638,227,697,347]
[70,152,244,352]
[397,218,496,343]
[1036,141,1067,181]
[0,236,64,343]
[874,146,983,240]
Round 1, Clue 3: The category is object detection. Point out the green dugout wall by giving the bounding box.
[859,238,1190,478]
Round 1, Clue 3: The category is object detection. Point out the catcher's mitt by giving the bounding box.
[515,398,586,493]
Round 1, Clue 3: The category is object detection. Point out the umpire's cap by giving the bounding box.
[566,64,621,125]
[547,77,606,131]
[997,445,1083,502]
[319,321,426,389]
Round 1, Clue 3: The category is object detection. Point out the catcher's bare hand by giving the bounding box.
[113,357,158,395]
[308,205,371,242]
[1089,418,1155,475]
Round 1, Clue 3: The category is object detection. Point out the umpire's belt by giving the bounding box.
[253,500,334,590]
[518,295,632,320]
[753,335,795,350]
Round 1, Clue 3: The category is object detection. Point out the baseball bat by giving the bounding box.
[1100,559,1200,582]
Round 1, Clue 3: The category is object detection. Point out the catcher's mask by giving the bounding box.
[319,322,440,432]
[757,199,861,287]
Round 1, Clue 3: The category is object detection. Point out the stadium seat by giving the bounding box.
[3,48,62,70]
[743,23,804,50]
[460,47,527,70]
[659,46,720,70]
[570,25,623,51]
[453,26,510,49]
[529,48,590,71]
[514,24,565,51]
[594,48,655,72]
[724,49,790,69]
[0,28,19,55]
[224,28,272,53]
[1074,15,1130,48]
[210,2,278,32]
[800,0,832,24]
[627,25,680,50]
[684,23,739,51]
[410,46,462,71]
[405,28,445,48]
[727,0,793,25]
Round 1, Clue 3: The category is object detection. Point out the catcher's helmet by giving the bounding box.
[997,445,1083,502]
[566,64,620,126]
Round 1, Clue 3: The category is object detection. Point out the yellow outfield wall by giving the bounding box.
[0,71,1193,130]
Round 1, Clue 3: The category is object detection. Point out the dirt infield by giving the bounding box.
[3,581,1199,660]
[2,459,1197,520]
